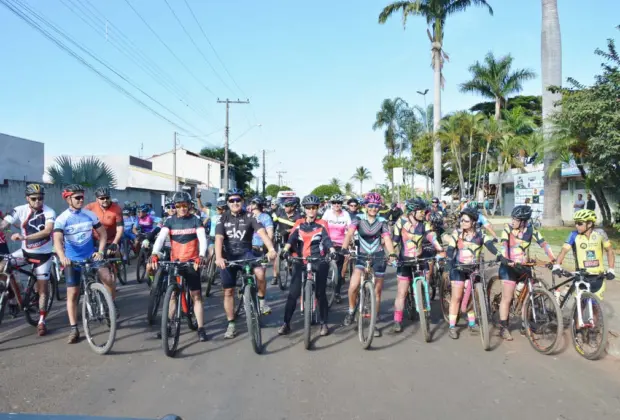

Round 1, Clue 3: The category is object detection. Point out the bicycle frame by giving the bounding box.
[289,256,328,316]
[551,271,604,328]
[400,258,433,313]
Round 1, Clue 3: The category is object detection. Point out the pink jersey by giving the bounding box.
[321,208,351,246]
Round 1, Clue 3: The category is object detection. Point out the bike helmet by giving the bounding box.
[282,197,296,207]
[511,205,533,221]
[431,197,440,203]
[330,194,345,203]
[365,192,383,205]
[216,199,227,209]
[265,195,273,202]
[250,196,264,207]
[62,184,84,199]
[94,186,110,198]
[429,211,445,227]
[459,206,479,222]
[25,183,44,196]
[138,204,150,212]
[347,197,359,205]
[405,197,427,213]
[122,208,130,215]
[573,209,597,223]
[226,188,244,199]
[172,191,192,204]
[468,200,479,208]
[301,194,321,207]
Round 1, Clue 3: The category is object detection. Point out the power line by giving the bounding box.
[162,0,233,95]
[123,0,217,97]
[182,0,247,99]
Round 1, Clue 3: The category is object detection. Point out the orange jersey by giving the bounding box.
[85,202,122,244]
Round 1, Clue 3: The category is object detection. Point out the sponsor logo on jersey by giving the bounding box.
[171,228,197,235]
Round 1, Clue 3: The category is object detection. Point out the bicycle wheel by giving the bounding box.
[474,282,490,351]
[430,267,439,301]
[203,255,215,297]
[52,258,65,301]
[303,281,313,350]
[161,283,182,357]
[486,275,502,326]
[117,260,128,285]
[439,272,451,324]
[571,291,607,360]
[522,287,562,355]
[82,282,116,355]
[185,288,198,331]
[326,261,337,308]
[405,284,416,321]
[358,280,376,349]
[136,249,148,284]
[0,291,8,326]
[416,280,431,343]
[244,284,263,354]
[24,276,44,327]
[278,258,290,291]
[147,267,166,325]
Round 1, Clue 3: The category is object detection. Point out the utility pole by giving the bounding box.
[217,98,250,191]
[262,150,266,196]
[276,171,287,187]
[172,132,177,192]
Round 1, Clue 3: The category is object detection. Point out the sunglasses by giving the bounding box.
[98,196,110,200]
[460,218,472,223]
[575,221,585,226]
[432,201,439,204]
[367,204,380,209]
[331,201,343,205]
[228,198,242,204]
[72,196,85,201]
[175,203,189,209]
[28,196,44,202]
[349,203,358,206]
[284,204,294,207]
[304,205,318,210]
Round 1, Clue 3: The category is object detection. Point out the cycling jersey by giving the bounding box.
[209,213,221,238]
[321,208,351,247]
[215,210,264,258]
[288,220,333,258]
[3,204,56,254]
[273,208,303,239]
[53,208,102,261]
[500,224,554,264]
[393,216,442,258]
[252,212,273,247]
[85,202,123,244]
[563,229,611,275]
[137,214,154,233]
[443,229,495,265]
[388,207,403,223]
[349,214,390,254]
[123,215,137,233]
[477,213,491,227]
[153,214,206,263]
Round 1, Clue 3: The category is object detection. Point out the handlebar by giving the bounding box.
[226,257,265,267]
[553,269,606,281]
[287,256,331,263]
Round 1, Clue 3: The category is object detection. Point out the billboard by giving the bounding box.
[514,171,544,216]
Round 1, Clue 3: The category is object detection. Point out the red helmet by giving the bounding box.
[365,192,383,205]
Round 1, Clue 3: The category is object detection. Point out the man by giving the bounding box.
[214,188,276,339]
[0,184,56,336]
[321,194,351,304]
[151,191,209,342]
[271,197,303,285]
[573,193,585,211]
[388,202,403,224]
[586,193,596,211]
[53,184,109,344]
[249,196,274,314]
[345,197,361,219]
[196,191,212,226]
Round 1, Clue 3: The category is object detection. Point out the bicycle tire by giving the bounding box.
[278,258,290,291]
[0,292,7,326]
[24,276,46,327]
[147,267,165,325]
[136,249,148,284]
[474,282,490,351]
[161,283,181,357]
[82,282,116,355]
[244,284,263,354]
[486,275,502,326]
[186,287,198,331]
[52,259,65,301]
[522,287,562,355]
[326,261,337,308]
[117,260,128,285]
[416,280,431,343]
[439,272,451,324]
[358,280,376,349]
[571,291,607,360]
[204,255,215,297]
[405,284,416,321]
[303,280,313,350]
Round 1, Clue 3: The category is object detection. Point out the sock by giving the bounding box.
[499,319,508,329]
[348,307,355,315]
[449,315,457,328]
[39,310,46,324]
[70,324,78,331]
[467,311,476,327]
[394,310,403,323]
[228,320,235,325]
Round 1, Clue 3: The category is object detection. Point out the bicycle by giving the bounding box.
[549,269,608,360]
[160,261,199,357]
[487,260,563,354]
[288,255,331,350]
[531,210,543,229]
[71,258,119,355]
[397,257,437,343]
[51,253,65,301]
[0,254,57,327]
[135,235,150,285]
[229,257,265,354]
[274,232,291,291]
[105,246,127,286]
[146,247,171,326]
[201,252,217,297]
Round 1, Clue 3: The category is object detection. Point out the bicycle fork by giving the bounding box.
[412,276,431,313]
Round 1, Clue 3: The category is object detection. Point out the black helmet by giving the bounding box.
[25,183,44,196]
[63,184,85,195]
[511,205,533,221]
[459,206,479,222]
[301,194,320,207]
[405,197,427,213]
[429,211,444,227]
[283,197,296,206]
[216,199,227,208]
[172,191,192,204]
[226,188,244,199]
[94,186,110,198]
[250,196,264,207]
[347,197,359,205]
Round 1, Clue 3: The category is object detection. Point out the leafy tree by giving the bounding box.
[470,95,542,126]
[351,166,372,195]
[328,178,341,189]
[46,155,117,188]
[343,182,354,196]
[265,184,292,198]
[200,147,259,192]
[311,184,342,198]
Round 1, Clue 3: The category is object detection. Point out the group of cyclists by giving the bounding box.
[0,182,616,353]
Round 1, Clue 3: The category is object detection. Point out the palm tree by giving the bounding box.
[328,178,341,190]
[374,97,407,197]
[457,112,485,196]
[379,0,494,197]
[541,0,563,225]
[46,155,117,188]
[351,167,372,195]
[478,116,504,199]
[343,182,354,196]
[460,52,536,120]
[438,114,466,195]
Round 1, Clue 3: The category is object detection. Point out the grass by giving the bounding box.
[539,226,620,251]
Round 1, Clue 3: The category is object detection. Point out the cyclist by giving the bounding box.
[53,184,109,344]
[208,199,226,256]
[497,205,556,341]
[341,192,397,336]
[0,184,56,336]
[387,202,403,225]
[271,197,303,285]
[214,188,277,339]
[391,197,445,333]
[122,208,138,256]
[467,201,498,240]
[150,191,208,342]
[278,194,337,337]
[249,196,274,315]
[553,210,615,299]
[443,206,500,339]
[321,194,351,304]
[85,186,123,270]
[346,197,361,219]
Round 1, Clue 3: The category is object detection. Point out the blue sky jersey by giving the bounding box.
[252,212,273,247]
[53,208,102,261]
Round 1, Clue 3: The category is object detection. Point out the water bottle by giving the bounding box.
[515,282,525,299]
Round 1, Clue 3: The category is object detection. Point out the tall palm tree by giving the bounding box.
[437,114,466,195]
[457,112,485,196]
[374,97,407,196]
[328,178,341,189]
[344,182,354,196]
[379,0,494,197]
[46,155,117,188]
[460,52,536,120]
[541,0,563,225]
[479,116,504,199]
[351,167,372,195]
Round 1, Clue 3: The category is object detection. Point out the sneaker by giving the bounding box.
[260,300,272,315]
[37,322,47,337]
[224,323,237,339]
[468,324,479,334]
[391,322,403,334]
[271,276,278,286]
[520,326,526,336]
[449,328,459,339]
[500,327,514,341]
[277,323,291,335]
[343,312,354,326]
[334,295,342,304]
[373,328,382,338]
[197,327,208,342]
[67,328,80,344]
[319,324,329,336]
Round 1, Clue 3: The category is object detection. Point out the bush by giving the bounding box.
[310,185,341,198]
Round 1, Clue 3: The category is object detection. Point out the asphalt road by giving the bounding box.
[1,266,620,420]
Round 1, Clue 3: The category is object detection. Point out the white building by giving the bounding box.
[0,133,44,182]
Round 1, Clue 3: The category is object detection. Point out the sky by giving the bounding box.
[1,0,618,195]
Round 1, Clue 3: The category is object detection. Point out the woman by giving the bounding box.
[443,207,499,339]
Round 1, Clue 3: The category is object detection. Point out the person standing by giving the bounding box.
[586,193,596,211]
[573,194,585,211]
